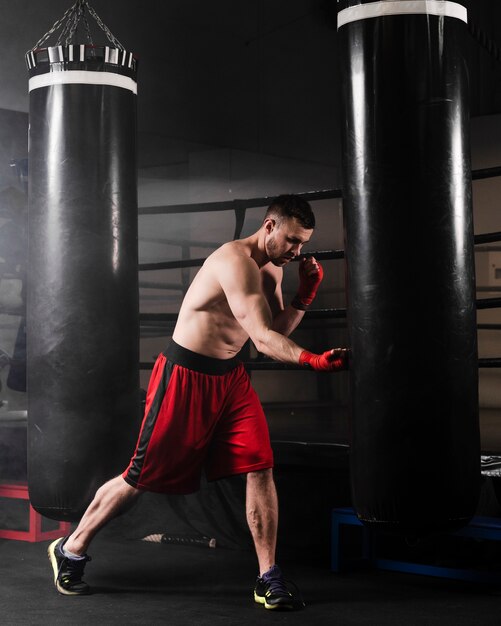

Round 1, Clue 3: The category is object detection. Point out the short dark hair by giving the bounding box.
[265,194,315,229]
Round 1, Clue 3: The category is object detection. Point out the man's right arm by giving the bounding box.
[216,252,348,371]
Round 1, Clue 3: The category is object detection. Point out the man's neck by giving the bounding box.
[246,231,270,268]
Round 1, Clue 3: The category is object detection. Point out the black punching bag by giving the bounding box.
[339,1,480,532]
[26,43,140,520]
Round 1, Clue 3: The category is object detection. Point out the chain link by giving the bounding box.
[32,0,79,49]
[30,0,125,52]
[56,2,81,46]
[83,14,93,45]
[86,1,125,50]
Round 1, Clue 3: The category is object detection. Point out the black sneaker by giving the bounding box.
[47,537,91,596]
[254,565,304,610]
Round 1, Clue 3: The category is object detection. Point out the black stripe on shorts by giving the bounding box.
[125,357,174,487]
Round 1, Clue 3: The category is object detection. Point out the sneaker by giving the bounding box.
[253,565,304,610]
[47,537,91,596]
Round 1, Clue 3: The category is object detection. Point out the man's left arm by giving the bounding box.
[271,256,323,337]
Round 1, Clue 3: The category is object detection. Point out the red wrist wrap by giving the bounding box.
[293,260,324,309]
[299,349,348,372]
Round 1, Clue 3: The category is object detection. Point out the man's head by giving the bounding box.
[263,194,315,266]
[264,194,315,230]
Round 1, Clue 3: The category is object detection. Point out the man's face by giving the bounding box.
[265,217,313,266]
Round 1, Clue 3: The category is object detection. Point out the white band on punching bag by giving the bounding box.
[337,1,467,29]
[29,70,137,94]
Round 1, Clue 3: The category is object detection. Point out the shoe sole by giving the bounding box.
[47,538,89,596]
[253,591,294,610]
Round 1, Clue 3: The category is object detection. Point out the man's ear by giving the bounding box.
[264,217,275,234]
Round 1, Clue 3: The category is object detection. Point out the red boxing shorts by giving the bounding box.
[123,341,274,493]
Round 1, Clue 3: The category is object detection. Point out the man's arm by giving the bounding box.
[218,252,301,363]
[217,252,348,370]
[271,305,305,337]
[265,267,306,338]
[270,256,323,337]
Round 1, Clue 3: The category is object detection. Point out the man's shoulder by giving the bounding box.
[209,241,252,264]
[205,241,260,286]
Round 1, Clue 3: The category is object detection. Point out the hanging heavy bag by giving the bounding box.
[26,1,140,521]
[338,0,480,533]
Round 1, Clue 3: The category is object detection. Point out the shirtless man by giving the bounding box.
[47,194,349,610]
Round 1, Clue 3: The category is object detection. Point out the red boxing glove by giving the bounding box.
[292,257,323,310]
[299,349,349,372]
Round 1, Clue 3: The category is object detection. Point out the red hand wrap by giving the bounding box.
[292,259,323,310]
[299,349,349,372]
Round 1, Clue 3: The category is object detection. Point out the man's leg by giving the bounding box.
[65,475,141,555]
[48,475,141,595]
[247,468,302,610]
[246,468,278,575]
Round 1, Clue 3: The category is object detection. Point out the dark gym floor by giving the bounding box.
[3,406,501,625]
[2,532,501,626]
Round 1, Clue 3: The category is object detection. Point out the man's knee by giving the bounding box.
[95,475,140,501]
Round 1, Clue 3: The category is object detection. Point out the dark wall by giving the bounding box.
[464,0,501,117]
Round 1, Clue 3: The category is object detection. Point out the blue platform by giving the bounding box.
[331,507,501,583]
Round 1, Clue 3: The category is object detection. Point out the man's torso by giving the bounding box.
[172,240,282,359]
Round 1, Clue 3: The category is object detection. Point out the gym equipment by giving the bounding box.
[338,0,480,532]
[26,2,140,520]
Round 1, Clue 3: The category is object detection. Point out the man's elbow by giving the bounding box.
[253,339,267,355]
[251,330,272,357]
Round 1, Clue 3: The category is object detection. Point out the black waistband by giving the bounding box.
[164,341,241,375]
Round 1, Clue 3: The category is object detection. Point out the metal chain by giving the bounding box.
[85,2,125,50]
[60,3,93,46]
[64,1,85,45]
[31,0,125,51]
[56,2,82,46]
[83,14,93,45]
[55,12,73,45]
[32,0,80,49]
